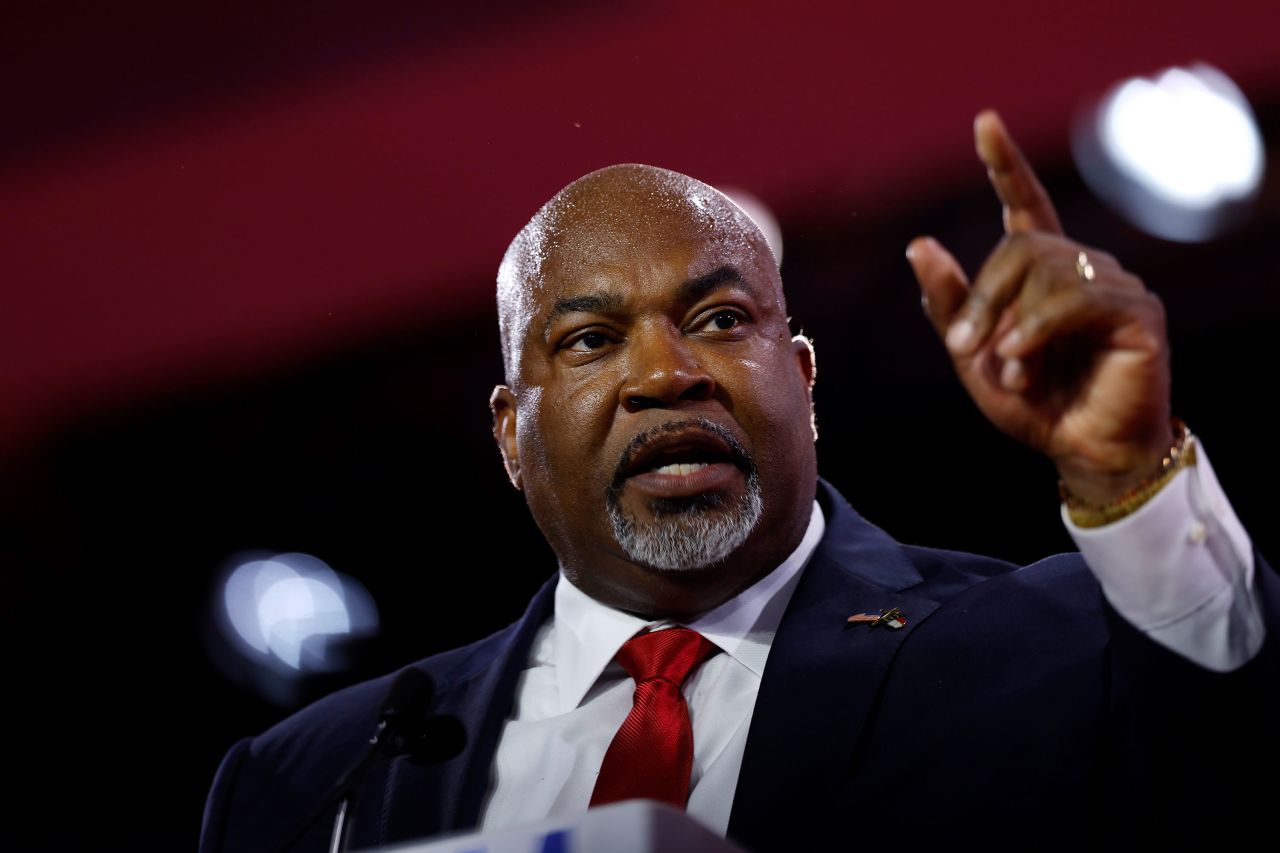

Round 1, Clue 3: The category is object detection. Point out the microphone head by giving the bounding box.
[380,668,434,729]
[378,667,465,766]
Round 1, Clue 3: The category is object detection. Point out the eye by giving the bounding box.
[565,330,612,352]
[695,309,747,334]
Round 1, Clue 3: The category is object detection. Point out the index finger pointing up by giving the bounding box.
[976,110,1063,235]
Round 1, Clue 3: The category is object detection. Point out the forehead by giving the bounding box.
[498,166,781,357]
[542,204,754,294]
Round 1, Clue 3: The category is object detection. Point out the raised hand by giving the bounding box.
[907,110,1173,505]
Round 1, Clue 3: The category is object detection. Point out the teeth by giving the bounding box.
[653,462,708,476]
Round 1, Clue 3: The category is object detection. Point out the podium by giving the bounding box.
[366,800,746,853]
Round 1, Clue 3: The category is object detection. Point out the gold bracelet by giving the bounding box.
[1061,419,1197,529]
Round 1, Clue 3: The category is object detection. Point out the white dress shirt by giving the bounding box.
[479,440,1263,836]
[1065,436,1263,671]
[479,501,825,836]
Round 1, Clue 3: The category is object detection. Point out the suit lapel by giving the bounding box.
[727,481,942,851]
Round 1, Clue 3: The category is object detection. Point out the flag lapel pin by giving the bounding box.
[847,607,906,630]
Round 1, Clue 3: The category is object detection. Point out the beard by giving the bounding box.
[605,420,763,571]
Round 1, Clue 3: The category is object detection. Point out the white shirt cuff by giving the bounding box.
[1062,439,1265,672]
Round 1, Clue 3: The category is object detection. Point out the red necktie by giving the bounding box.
[589,627,720,809]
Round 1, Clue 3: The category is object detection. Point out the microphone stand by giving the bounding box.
[277,669,465,853]
[326,714,467,853]
[327,717,393,853]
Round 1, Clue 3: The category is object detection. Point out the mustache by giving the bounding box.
[608,418,756,497]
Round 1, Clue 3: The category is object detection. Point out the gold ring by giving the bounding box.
[1076,251,1096,282]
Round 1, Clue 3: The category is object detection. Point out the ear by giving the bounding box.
[791,334,818,441]
[490,385,522,490]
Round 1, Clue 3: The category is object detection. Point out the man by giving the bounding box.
[200,112,1277,852]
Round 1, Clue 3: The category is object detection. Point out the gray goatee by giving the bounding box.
[606,420,762,571]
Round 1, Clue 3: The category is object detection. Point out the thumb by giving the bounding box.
[907,236,969,339]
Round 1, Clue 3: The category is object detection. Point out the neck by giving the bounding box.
[563,503,815,620]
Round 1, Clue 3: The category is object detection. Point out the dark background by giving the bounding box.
[3,3,1280,850]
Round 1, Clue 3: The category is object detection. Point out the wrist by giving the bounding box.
[1055,417,1176,504]
[1060,419,1194,529]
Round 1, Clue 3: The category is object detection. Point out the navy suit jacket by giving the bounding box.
[200,480,1280,852]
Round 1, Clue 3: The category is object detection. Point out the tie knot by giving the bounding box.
[615,627,718,687]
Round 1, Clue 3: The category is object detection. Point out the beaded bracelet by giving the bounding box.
[1060,419,1197,529]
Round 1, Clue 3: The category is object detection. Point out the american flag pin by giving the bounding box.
[847,607,906,630]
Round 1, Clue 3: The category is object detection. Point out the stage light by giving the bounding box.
[719,186,784,265]
[1072,63,1265,242]
[218,551,379,677]
[257,573,350,670]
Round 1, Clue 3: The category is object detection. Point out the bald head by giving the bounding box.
[496,164,783,385]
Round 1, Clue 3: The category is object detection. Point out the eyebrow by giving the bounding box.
[545,292,625,338]
[542,265,761,337]
[679,264,758,303]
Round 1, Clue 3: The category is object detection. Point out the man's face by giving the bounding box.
[492,169,817,618]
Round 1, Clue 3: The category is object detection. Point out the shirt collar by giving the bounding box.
[553,500,826,713]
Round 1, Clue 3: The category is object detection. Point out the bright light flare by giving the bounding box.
[1102,66,1263,207]
[1073,63,1265,242]
[218,552,378,674]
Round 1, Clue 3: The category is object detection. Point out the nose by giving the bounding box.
[620,323,716,412]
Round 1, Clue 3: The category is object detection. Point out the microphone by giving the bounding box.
[371,668,466,765]
[356,667,436,773]
[279,668,466,853]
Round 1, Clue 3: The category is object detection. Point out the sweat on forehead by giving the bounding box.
[496,163,781,382]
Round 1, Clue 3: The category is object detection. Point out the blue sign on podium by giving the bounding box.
[366,800,745,853]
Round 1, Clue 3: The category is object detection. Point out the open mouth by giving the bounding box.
[611,420,753,501]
